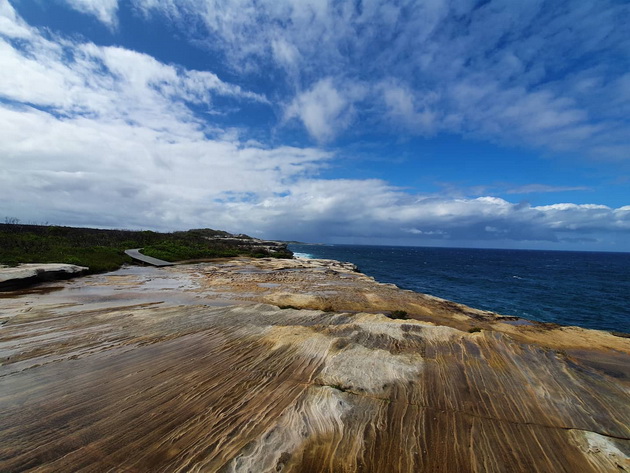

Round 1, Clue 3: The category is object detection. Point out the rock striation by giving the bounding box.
[0,258,628,472]
[0,263,88,291]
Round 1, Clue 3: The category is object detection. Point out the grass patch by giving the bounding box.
[468,327,482,333]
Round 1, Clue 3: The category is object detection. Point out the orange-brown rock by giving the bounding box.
[0,258,628,472]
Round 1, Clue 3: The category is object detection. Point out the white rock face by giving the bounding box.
[0,263,88,286]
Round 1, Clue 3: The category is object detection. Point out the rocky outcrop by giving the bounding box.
[0,263,88,291]
[0,258,628,472]
[204,233,292,257]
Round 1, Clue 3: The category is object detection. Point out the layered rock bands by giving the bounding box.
[0,258,628,472]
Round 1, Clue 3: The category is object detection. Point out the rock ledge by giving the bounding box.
[0,263,88,290]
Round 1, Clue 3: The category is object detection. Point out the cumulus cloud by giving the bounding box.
[0,103,330,229]
[208,184,630,246]
[0,1,326,229]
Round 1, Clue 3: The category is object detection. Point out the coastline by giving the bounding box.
[1,257,628,472]
[288,243,630,334]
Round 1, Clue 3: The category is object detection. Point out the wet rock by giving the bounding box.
[0,263,88,291]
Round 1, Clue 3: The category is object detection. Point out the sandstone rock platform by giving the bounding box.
[0,263,88,291]
[0,258,628,472]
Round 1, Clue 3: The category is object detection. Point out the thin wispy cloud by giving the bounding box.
[285,78,366,143]
[61,0,119,28]
[130,0,630,158]
[506,185,592,195]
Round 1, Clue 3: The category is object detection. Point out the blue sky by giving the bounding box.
[1,0,629,251]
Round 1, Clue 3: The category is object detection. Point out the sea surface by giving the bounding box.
[289,244,630,334]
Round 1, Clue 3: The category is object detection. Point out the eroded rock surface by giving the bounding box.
[0,263,88,291]
[0,258,628,472]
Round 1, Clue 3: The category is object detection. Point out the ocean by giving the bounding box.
[289,244,630,334]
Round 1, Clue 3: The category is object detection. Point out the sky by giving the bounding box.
[1,0,629,251]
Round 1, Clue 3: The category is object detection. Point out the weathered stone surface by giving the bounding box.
[0,259,628,472]
[0,263,88,290]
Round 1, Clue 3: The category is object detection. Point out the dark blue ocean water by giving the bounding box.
[289,244,630,333]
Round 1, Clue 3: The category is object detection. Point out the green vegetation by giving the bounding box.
[468,327,482,333]
[0,223,292,273]
[329,384,350,393]
[387,310,409,320]
[142,241,240,261]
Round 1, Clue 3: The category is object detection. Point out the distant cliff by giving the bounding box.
[197,230,292,258]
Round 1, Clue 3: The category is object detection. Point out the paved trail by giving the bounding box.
[124,248,174,267]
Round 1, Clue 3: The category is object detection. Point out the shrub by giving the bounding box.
[387,310,408,320]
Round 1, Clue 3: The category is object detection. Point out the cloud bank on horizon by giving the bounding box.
[1,0,629,250]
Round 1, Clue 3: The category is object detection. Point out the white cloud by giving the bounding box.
[130,0,630,158]
[205,183,630,245]
[0,104,330,229]
[0,0,31,38]
[0,15,266,137]
[0,4,327,230]
[380,80,438,134]
[61,0,119,28]
[506,184,591,195]
[1,94,628,247]
[271,38,300,69]
[285,78,364,143]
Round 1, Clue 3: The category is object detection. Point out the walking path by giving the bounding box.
[124,249,174,267]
